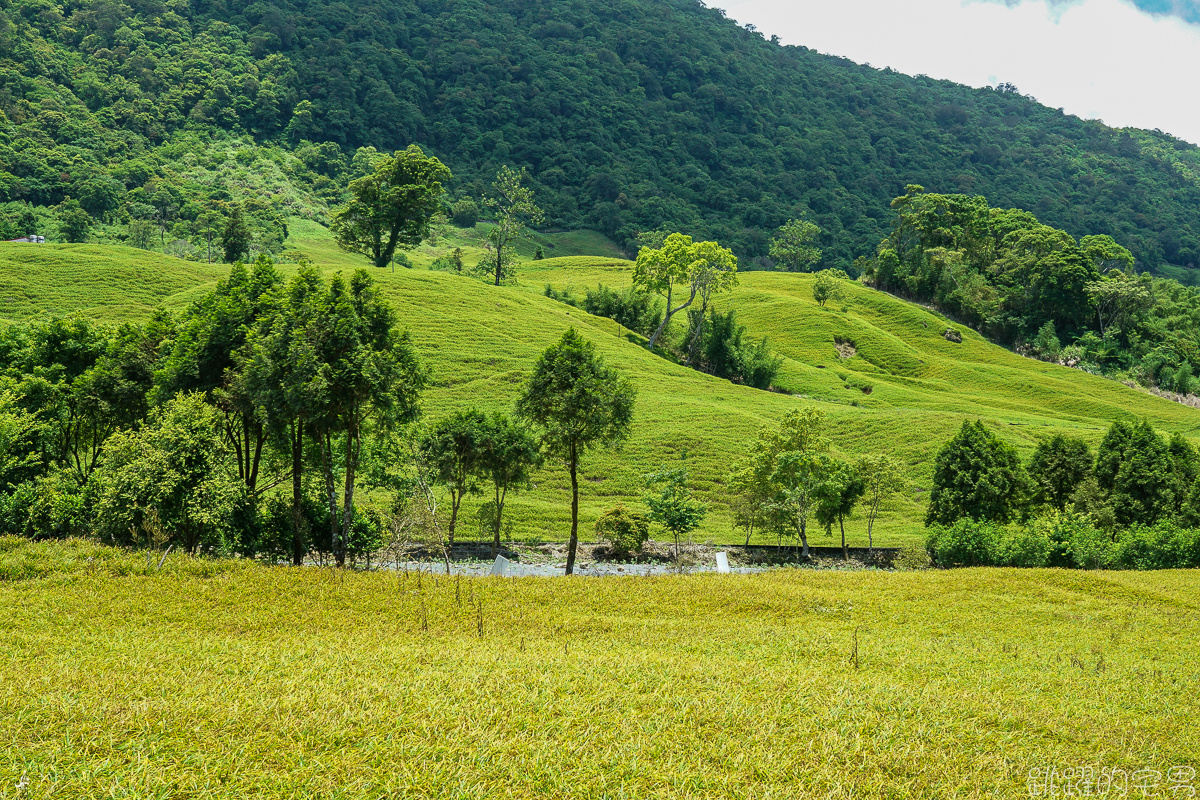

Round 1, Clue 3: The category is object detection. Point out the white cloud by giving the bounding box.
[715,0,1200,145]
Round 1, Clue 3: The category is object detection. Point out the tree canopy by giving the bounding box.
[332,146,451,270]
[516,328,635,574]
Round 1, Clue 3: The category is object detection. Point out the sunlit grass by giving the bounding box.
[6,227,1200,546]
[1,539,1197,798]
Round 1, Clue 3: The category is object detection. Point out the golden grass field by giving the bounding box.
[1,538,1198,798]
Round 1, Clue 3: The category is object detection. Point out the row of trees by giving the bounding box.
[728,408,904,558]
[926,418,1200,534]
[0,259,635,574]
[862,186,1200,397]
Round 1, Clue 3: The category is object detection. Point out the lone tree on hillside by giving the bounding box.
[769,218,822,272]
[633,233,737,350]
[926,420,1027,527]
[481,165,543,286]
[517,328,635,574]
[812,269,850,307]
[332,144,451,270]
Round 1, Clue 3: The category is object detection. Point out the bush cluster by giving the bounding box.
[926,515,1200,570]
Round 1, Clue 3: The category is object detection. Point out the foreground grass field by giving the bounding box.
[4,225,1199,546]
[1,539,1197,798]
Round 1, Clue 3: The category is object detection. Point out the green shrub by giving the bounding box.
[0,477,88,540]
[893,541,931,570]
[594,505,650,558]
[991,524,1052,568]
[582,284,662,338]
[1113,523,1200,570]
[925,518,1002,567]
[451,199,480,228]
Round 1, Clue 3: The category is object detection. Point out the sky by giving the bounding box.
[714,0,1200,145]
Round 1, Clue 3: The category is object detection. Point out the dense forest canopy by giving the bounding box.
[3,0,1200,273]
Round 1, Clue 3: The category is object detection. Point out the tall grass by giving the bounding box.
[1,540,1197,797]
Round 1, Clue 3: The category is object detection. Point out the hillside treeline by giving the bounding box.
[865,187,1200,395]
[3,0,1200,272]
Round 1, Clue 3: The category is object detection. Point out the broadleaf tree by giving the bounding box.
[477,412,542,556]
[769,218,822,272]
[643,465,707,562]
[633,233,737,350]
[332,144,451,270]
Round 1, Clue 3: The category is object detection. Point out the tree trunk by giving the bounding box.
[494,241,502,286]
[492,485,507,557]
[566,442,579,575]
[799,519,809,559]
[320,431,340,564]
[839,515,848,560]
[291,422,304,566]
[867,501,877,556]
[249,421,264,493]
[338,428,359,568]
[448,490,461,547]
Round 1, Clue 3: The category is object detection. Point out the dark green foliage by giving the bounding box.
[583,285,662,338]
[431,248,466,273]
[221,207,252,263]
[1027,434,1093,511]
[699,309,782,390]
[331,145,451,270]
[926,514,1200,571]
[926,421,1028,526]
[815,459,866,557]
[451,199,480,228]
[55,198,92,243]
[925,518,1002,567]
[6,0,1200,273]
[865,188,1200,394]
[0,475,86,540]
[594,504,650,558]
[475,412,542,555]
[420,409,488,546]
[1095,419,1177,527]
[926,514,1115,569]
[0,202,39,241]
[91,393,245,553]
[1112,523,1200,570]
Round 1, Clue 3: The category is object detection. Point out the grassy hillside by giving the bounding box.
[2,538,1197,798]
[5,230,1198,547]
[0,243,231,324]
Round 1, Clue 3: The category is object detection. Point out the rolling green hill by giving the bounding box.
[5,231,1197,546]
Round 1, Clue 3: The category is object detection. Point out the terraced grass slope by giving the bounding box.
[2,539,1198,798]
[4,227,1198,545]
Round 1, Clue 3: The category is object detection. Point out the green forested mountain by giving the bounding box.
[4,0,1200,273]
